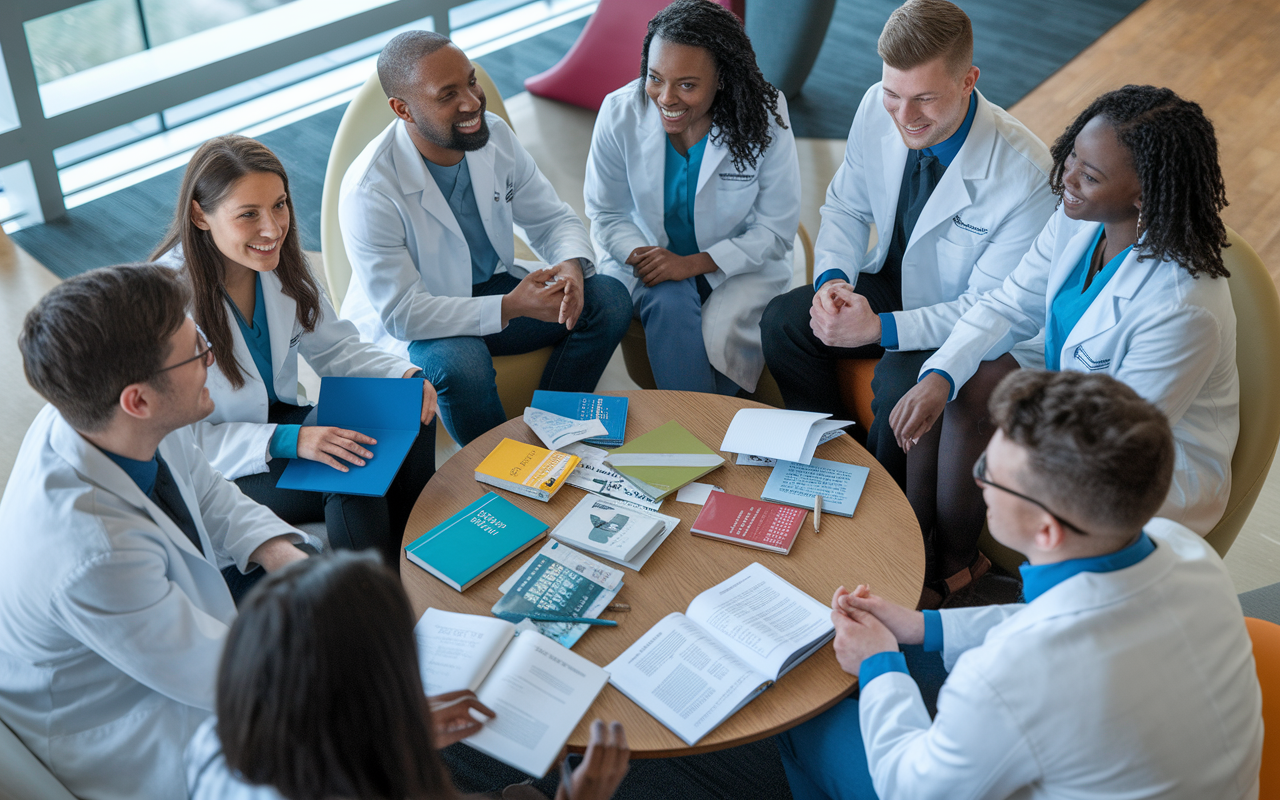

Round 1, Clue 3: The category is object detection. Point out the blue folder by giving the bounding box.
[276,377,423,497]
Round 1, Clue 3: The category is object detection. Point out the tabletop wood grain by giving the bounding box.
[401,391,924,758]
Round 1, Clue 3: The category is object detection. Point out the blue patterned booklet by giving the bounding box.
[493,540,623,648]
[761,457,870,517]
[530,390,627,448]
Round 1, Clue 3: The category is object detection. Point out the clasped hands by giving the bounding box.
[626,246,715,286]
[829,584,925,677]
[502,259,585,330]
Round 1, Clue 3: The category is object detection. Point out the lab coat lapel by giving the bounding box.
[48,416,208,562]
[907,92,998,250]
[1063,246,1160,352]
[261,270,295,400]
[635,103,670,245]
[880,131,909,233]
[390,123,466,244]
[466,143,507,262]
[696,131,730,195]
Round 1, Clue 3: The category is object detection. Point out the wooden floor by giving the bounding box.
[1008,0,1280,285]
[2,0,1280,588]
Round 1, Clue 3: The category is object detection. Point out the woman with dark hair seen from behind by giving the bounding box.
[584,0,800,396]
[185,551,630,800]
[151,135,438,594]
[878,85,1237,607]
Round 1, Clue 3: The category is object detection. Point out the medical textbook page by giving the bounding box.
[415,608,516,694]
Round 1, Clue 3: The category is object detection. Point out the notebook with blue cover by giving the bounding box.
[761,457,870,517]
[530,390,627,447]
[276,376,422,497]
[405,493,548,591]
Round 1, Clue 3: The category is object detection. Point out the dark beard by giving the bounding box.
[416,106,491,152]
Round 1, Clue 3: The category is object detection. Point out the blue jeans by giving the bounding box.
[409,271,631,446]
[775,646,949,800]
[633,275,739,395]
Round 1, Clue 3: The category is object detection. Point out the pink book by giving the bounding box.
[690,492,807,555]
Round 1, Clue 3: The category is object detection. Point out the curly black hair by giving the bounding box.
[639,0,785,172]
[1049,85,1229,278]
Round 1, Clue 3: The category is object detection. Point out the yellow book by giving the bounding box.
[474,438,581,502]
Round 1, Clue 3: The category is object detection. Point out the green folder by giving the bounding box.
[602,420,724,500]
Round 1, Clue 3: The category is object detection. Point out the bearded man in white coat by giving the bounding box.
[339,31,631,447]
[775,369,1263,800]
[0,265,315,800]
[760,0,1055,490]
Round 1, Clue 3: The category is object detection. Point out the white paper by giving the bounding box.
[675,482,725,505]
[720,409,852,465]
[466,631,610,776]
[415,608,516,694]
[523,407,609,451]
[735,453,777,467]
[561,442,662,510]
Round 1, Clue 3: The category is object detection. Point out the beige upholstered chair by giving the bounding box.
[318,64,551,439]
[981,225,1280,572]
[0,717,77,800]
[619,222,814,407]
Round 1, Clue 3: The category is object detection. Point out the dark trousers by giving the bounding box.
[223,402,436,602]
[759,273,933,488]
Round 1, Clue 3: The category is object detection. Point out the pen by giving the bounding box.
[525,614,618,626]
[814,494,823,534]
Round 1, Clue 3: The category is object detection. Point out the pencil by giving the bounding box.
[814,494,824,534]
[525,614,618,627]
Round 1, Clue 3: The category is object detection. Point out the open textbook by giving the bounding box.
[606,563,835,744]
[415,608,609,776]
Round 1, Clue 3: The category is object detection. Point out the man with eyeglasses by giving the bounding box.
[0,265,317,800]
[775,369,1263,800]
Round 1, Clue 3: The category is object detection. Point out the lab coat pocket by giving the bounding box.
[934,237,986,299]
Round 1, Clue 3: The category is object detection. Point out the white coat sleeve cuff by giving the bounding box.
[482,293,506,335]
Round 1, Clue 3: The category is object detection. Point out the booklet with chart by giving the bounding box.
[277,377,424,496]
[492,540,624,648]
[606,562,835,745]
[415,608,609,777]
[549,493,668,564]
[719,409,852,466]
[761,457,871,517]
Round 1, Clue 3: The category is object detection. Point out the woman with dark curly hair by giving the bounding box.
[881,85,1238,605]
[585,0,799,394]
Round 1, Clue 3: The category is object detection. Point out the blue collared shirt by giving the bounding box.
[424,155,502,286]
[816,92,979,294]
[101,449,159,496]
[863,531,1158,686]
[228,275,299,460]
[1045,226,1131,371]
[663,134,709,258]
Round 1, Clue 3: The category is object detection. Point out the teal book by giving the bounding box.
[405,493,548,591]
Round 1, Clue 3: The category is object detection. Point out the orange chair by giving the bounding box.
[1245,616,1280,796]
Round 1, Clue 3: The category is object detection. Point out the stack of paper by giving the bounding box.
[720,409,852,466]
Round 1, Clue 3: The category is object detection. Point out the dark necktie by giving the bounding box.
[881,150,947,297]
[901,151,946,243]
[150,456,206,557]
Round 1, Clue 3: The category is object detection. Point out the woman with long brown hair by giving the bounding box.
[152,135,438,594]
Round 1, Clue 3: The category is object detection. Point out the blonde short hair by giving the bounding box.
[877,0,973,77]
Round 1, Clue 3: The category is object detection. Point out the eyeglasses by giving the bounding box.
[972,451,1092,536]
[153,323,214,377]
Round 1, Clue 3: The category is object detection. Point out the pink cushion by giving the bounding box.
[524,0,744,112]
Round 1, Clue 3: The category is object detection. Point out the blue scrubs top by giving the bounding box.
[663,134,709,258]
[1045,227,1132,370]
[424,155,501,285]
[228,274,299,459]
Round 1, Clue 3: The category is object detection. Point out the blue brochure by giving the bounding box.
[530,390,627,447]
[761,457,871,518]
[277,377,423,497]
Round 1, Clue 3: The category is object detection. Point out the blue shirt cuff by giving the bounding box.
[859,650,909,686]
[921,369,955,398]
[814,268,850,290]
[269,424,300,460]
[879,313,899,349]
[922,610,944,652]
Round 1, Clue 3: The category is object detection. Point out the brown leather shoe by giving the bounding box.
[916,552,992,611]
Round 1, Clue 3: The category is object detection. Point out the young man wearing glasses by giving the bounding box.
[0,265,316,800]
[775,369,1263,800]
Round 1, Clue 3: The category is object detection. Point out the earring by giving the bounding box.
[1136,208,1143,236]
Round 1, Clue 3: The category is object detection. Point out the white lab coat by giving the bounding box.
[912,210,1238,534]
[0,406,314,800]
[816,84,1056,363]
[584,80,801,391]
[339,115,596,360]
[157,249,416,481]
[859,518,1263,799]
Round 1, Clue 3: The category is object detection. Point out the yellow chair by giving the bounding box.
[318,64,552,436]
[981,225,1280,572]
[1245,617,1280,796]
[619,222,813,407]
[0,717,77,800]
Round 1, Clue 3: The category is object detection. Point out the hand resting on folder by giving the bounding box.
[295,367,436,473]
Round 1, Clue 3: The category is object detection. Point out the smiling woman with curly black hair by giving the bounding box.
[584,0,800,396]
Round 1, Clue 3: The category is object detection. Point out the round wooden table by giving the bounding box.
[401,390,924,758]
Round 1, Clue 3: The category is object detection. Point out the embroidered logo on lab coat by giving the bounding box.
[289,332,303,348]
[718,172,755,182]
[951,215,989,235]
[505,176,515,203]
[1073,345,1111,371]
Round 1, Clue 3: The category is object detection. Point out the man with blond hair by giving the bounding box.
[761,0,1055,505]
